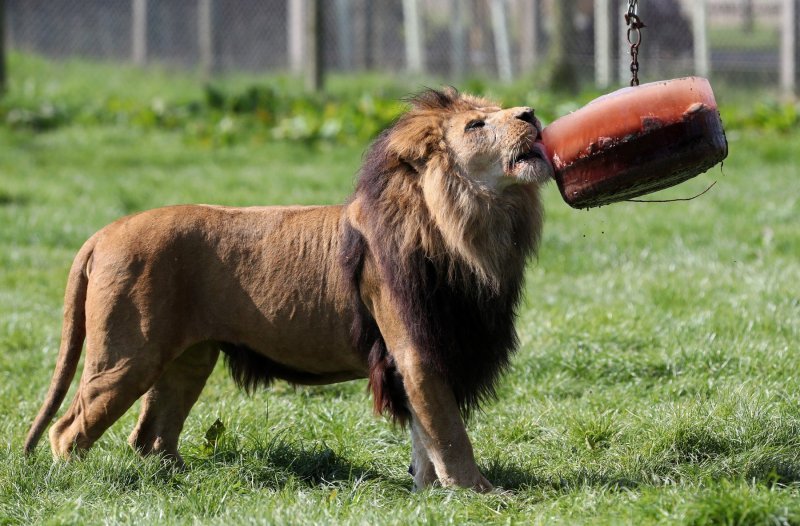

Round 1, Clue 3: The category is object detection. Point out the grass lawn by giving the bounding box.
[1,56,799,525]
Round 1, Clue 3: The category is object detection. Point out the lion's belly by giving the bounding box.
[215,276,364,376]
[233,318,364,379]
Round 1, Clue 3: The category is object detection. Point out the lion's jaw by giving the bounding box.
[503,141,552,186]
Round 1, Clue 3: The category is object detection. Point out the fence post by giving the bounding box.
[334,0,353,70]
[594,0,612,88]
[198,0,214,77]
[403,0,424,73]
[132,0,148,65]
[0,0,6,94]
[450,0,466,79]
[618,1,629,84]
[550,0,578,91]
[288,0,304,75]
[519,0,542,74]
[304,0,323,91]
[364,0,374,69]
[692,0,709,77]
[742,0,754,33]
[781,0,796,96]
[490,0,512,82]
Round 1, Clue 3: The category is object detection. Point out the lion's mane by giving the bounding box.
[341,88,543,423]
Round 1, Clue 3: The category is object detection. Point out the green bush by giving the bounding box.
[0,80,406,146]
[2,52,799,146]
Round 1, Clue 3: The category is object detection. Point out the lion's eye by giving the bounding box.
[465,119,485,131]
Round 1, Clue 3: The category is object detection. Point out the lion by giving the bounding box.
[24,88,553,492]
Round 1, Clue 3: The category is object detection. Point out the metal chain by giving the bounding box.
[625,0,646,86]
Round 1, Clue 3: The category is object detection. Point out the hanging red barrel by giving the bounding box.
[541,77,728,209]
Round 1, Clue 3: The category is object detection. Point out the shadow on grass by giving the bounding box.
[187,438,410,491]
[484,462,639,493]
[744,458,800,487]
[485,456,800,493]
[0,190,29,206]
[253,441,383,485]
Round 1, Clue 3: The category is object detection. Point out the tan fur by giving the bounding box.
[24,89,552,492]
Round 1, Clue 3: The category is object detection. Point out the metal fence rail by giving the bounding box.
[3,0,798,91]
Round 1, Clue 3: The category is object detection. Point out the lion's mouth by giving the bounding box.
[512,147,544,165]
[506,141,552,179]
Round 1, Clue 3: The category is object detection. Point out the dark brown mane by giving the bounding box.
[340,89,541,422]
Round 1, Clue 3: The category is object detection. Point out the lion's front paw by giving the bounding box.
[410,461,439,492]
[472,473,494,493]
[438,471,494,493]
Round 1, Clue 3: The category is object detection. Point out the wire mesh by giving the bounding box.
[2,0,794,87]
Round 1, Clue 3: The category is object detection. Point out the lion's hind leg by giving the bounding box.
[128,342,220,464]
[48,341,167,459]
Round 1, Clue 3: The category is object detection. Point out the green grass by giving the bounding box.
[1,55,799,525]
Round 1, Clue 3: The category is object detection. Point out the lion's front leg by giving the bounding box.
[409,417,438,490]
[394,350,493,492]
[364,269,493,492]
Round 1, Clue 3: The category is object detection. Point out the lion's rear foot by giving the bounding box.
[128,431,183,464]
[129,342,219,466]
[48,365,157,460]
[129,442,186,472]
[49,416,91,460]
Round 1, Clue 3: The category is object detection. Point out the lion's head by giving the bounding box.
[343,88,551,420]
[349,87,551,290]
[386,88,553,190]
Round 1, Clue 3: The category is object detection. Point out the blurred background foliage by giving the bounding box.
[2,53,798,148]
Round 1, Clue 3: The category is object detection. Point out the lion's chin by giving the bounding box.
[506,143,554,185]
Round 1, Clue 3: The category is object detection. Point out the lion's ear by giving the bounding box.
[387,117,443,172]
[388,145,427,174]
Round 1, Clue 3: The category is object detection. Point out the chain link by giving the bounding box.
[625,0,646,86]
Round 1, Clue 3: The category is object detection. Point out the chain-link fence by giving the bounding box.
[3,0,798,90]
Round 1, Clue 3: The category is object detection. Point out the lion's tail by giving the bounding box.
[24,236,97,455]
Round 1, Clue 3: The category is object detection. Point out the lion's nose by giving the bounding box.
[515,108,535,125]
